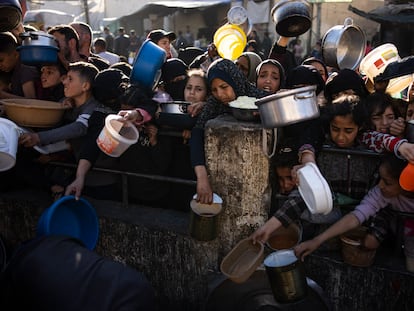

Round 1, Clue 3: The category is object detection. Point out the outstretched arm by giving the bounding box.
[294,213,360,261]
[65,159,92,200]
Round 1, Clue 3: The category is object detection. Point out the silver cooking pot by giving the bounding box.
[255,85,319,128]
[0,0,22,32]
[322,18,366,70]
[160,101,191,114]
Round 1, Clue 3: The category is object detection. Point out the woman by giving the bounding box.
[235,52,262,84]
[255,59,285,94]
[190,58,269,204]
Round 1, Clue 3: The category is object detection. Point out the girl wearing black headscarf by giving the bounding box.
[190,58,269,204]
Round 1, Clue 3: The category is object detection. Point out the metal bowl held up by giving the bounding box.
[255,85,319,128]
[156,101,196,130]
[322,18,366,70]
[17,31,59,65]
[230,106,260,122]
[160,101,190,114]
[271,0,312,37]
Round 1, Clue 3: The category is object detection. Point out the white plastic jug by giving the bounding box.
[0,117,20,171]
[96,114,139,157]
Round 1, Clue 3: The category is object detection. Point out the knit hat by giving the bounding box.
[325,68,368,101]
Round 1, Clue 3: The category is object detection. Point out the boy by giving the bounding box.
[19,61,99,150]
[0,31,38,99]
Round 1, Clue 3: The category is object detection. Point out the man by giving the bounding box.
[93,37,120,65]
[103,26,114,52]
[147,29,176,59]
[70,21,110,71]
[114,27,130,59]
[48,24,82,70]
[128,29,141,54]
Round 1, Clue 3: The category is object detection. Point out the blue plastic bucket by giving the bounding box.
[37,196,99,250]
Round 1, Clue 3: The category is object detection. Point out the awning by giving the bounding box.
[349,4,414,25]
[123,0,231,19]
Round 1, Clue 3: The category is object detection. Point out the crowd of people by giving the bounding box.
[1,20,414,274]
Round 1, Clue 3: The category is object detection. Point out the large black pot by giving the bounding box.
[0,0,22,32]
[271,0,311,37]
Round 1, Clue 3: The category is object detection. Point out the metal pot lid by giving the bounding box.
[19,31,59,48]
[255,85,316,106]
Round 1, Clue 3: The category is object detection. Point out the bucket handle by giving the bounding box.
[294,92,314,100]
[262,128,278,158]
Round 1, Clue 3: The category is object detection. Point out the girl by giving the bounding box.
[295,153,414,262]
[255,59,285,94]
[190,58,268,204]
[251,95,368,244]
[366,92,402,135]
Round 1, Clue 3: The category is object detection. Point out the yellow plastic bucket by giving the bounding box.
[213,23,246,61]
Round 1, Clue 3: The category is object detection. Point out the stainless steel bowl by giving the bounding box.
[160,101,191,114]
[230,106,260,122]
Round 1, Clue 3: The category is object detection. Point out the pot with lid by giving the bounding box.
[255,85,319,128]
[0,0,22,32]
[17,31,59,65]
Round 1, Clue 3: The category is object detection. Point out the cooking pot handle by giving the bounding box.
[343,17,353,28]
[179,103,188,113]
[294,92,314,100]
[262,128,278,158]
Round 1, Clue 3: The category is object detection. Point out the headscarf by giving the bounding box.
[195,58,269,128]
[161,58,188,101]
[255,59,286,89]
[285,65,325,95]
[324,68,368,102]
[93,68,129,111]
[237,52,262,83]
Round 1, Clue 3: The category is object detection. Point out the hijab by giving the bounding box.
[195,58,269,128]
[255,59,286,89]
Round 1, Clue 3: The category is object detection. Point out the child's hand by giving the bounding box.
[145,124,158,146]
[19,132,40,147]
[62,97,75,108]
[390,117,406,137]
[398,142,414,163]
[117,109,142,123]
[187,102,206,117]
[294,238,322,261]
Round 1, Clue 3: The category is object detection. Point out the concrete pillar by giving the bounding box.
[204,116,272,255]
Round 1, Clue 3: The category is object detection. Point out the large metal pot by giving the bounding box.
[271,0,311,37]
[0,0,22,32]
[322,18,366,70]
[160,101,190,114]
[255,85,319,128]
[17,31,59,65]
[130,39,166,91]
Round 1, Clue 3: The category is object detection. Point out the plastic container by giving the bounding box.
[359,43,399,83]
[37,195,99,250]
[340,226,376,267]
[213,23,246,61]
[399,162,414,192]
[1,98,67,127]
[297,162,333,215]
[96,114,139,158]
[220,238,264,283]
[0,117,20,172]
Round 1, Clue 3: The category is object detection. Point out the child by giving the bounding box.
[0,31,39,99]
[294,154,414,263]
[38,62,67,102]
[366,92,402,135]
[19,61,99,149]
[255,59,285,94]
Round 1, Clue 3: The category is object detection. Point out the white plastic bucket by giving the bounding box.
[0,117,19,172]
[213,23,246,60]
[96,114,139,158]
[386,74,414,95]
[359,43,400,83]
